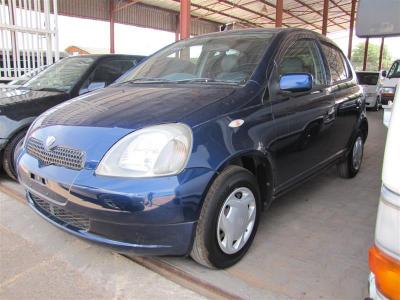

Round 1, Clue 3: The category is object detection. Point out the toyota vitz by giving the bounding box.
[17,29,368,269]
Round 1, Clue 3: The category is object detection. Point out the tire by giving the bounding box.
[337,132,364,178]
[191,165,261,269]
[374,97,380,111]
[2,129,27,181]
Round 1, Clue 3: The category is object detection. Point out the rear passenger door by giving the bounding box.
[269,38,336,189]
[320,43,363,155]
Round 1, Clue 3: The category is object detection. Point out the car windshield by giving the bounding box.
[120,33,275,85]
[23,56,95,92]
[387,61,400,78]
[356,72,379,85]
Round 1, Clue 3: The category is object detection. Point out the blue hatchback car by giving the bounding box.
[17,28,368,268]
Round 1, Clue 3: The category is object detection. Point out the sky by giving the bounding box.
[58,15,400,61]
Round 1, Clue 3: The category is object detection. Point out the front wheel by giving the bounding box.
[3,129,27,181]
[191,165,261,269]
[337,132,364,178]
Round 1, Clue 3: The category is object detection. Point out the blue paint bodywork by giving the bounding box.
[17,29,368,256]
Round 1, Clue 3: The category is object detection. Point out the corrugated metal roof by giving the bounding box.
[139,0,356,34]
[13,0,355,35]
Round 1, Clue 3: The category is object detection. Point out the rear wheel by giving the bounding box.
[3,129,27,181]
[337,132,364,178]
[191,165,261,269]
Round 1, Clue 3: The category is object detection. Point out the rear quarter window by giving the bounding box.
[321,44,351,83]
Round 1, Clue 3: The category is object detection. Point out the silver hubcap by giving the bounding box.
[217,187,256,255]
[352,136,363,170]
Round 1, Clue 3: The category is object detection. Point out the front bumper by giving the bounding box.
[380,94,394,105]
[18,150,215,256]
[369,273,388,300]
[365,96,378,108]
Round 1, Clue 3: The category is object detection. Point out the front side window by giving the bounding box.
[387,61,400,78]
[278,39,325,86]
[79,59,137,94]
[23,56,95,92]
[321,44,350,83]
[121,33,275,84]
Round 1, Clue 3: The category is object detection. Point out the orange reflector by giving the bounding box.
[369,246,400,300]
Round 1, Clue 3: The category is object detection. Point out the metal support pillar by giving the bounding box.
[363,38,369,71]
[275,0,283,28]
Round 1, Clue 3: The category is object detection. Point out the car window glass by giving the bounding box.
[23,56,95,92]
[279,40,325,86]
[122,33,275,84]
[387,61,400,78]
[79,59,136,94]
[321,44,349,83]
[356,72,379,85]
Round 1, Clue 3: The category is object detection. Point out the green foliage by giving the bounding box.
[351,42,392,71]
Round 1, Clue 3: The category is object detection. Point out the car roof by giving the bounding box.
[64,54,145,61]
[187,28,338,49]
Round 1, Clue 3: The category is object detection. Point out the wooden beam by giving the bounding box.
[256,0,322,30]
[291,0,346,30]
[378,37,385,71]
[171,0,264,28]
[363,38,369,71]
[275,0,283,27]
[322,0,329,35]
[347,0,356,58]
[113,0,141,13]
[109,0,115,53]
[179,0,191,40]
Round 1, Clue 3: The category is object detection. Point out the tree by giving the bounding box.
[351,42,392,71]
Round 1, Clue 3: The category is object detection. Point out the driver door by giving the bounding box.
[269,38,336,190]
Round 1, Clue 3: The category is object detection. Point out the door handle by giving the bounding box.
[324,106,336,123]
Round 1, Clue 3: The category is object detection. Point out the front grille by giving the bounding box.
[26,137,85,170]
[30,193,90,231]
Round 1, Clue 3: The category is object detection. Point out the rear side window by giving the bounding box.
[321,44,350,83]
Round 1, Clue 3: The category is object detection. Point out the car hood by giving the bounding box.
[40,84,237,129]
[0,88,65,107]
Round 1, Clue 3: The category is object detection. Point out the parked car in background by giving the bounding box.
[6,66,48,88]
[17,28,368,269]
[1,54,144,180]
[356,71,382,110]
[369,87,400,300]
[379,59,400,105]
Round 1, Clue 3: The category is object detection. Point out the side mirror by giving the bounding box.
[280,73,313,93]
[382,70,387,77]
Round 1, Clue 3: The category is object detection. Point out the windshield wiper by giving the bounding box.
[176,78,239,85]
[32,87,66,93]
[121,78,177,84]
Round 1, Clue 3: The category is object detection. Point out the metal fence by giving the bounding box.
[0,0,59,81]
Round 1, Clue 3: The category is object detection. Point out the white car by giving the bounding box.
[369,87,400,300]
[379,60,400,105]
[356,71,382,110]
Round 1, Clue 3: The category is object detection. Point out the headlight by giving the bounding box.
[382,87,396,94]
[96,123,192,178]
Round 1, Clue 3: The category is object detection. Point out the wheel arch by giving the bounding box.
[216,151,275,210]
